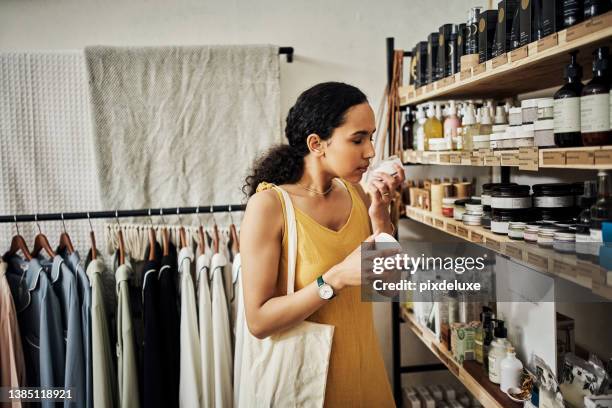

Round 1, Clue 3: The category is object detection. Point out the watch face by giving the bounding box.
[319,284,334,300]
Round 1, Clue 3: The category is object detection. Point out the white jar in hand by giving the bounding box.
[500,347,523,393]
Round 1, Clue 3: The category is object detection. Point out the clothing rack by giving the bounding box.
[279,47,294,62]
[0,205,246,224]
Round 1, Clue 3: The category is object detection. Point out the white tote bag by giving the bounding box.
[238,186,335,408]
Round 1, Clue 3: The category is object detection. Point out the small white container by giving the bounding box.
[534,119,555,147]
[508,107,523,126]
[500,347,523,393]
[537,98,554,120]
[473,134,490,149]
[488,338,509,384]
[521,98,539,124]
[429,137,450,151]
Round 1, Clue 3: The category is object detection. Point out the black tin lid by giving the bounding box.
[532,183,575,195]
[492,184,531,197]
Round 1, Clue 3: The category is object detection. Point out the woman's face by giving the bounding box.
[321,102,376,183]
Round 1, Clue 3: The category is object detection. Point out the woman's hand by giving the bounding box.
[324,235,401,292]
[366,163,406,234]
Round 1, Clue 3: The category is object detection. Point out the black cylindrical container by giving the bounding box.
[449,27,459,76]
[491,208,532,234]
[416,41,429,87]
[428,32,440,83]
[532,183,576,208]
[457,23,466,70]
[562,0,584,27]
[439,24,454,79]
[481,183,518,211]
[466,7,482,55]
[584,0,611,19]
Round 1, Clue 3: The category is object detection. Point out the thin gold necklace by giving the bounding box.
[297,181,334,196]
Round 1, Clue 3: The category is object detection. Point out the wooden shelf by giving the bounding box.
[405,206,612,300]
[400,307,521,408]
[399,12,612,106]
[402,146,612,171]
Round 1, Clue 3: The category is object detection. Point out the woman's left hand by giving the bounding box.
[366,163,405,234]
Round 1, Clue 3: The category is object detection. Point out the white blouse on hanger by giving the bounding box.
[196,251,214,407]
[178,247,202,408]
[211,252,233,408]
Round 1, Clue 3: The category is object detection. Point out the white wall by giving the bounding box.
[0,0,478,120]
[0,0,482,390]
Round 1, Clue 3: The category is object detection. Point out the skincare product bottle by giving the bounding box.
[402,110,414,151]
[581,47,611,146]
[500,347,523,393]
[444,101,462,150]
[414,105,427,151]
[562,0,583,27]
[424,102,444,150]
[555,51,584,147]
[466,7,483,55]
[462,103,479,151]
[479,104,493,136]
[590,170,612,244]
[584,0,611,19]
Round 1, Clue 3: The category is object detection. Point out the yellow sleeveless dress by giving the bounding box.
[256,179,396,407]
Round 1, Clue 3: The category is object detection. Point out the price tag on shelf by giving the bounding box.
[542,150,566,166]
[446,224,457,234]
[460,69,472,81]
[510,45,528,62]
[527,252,548,270]
[519,147,539,171]
[491,53,508,69]
[484,155,501,166]
[470,156,484,166]
[439,153,451,163]
[595,149,612,165]
[501,152,520,166]
[424,216,433,225]
[537,33,558,52]
[566,150,595,165]
[450,154,461,164]
[473,63,486,76]
[457,226,469,238]
[567,12,612,42]
[434,219,445,229]
[505,244,523,260]
[485,237,501,251]
[471,232,484,243]
[553,259,576,278]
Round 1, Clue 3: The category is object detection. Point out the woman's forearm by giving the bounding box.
[246,265,342,339]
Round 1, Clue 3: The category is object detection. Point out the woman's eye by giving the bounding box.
[352,139,362,145]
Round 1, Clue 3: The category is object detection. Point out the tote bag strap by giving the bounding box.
[272,186,297,295]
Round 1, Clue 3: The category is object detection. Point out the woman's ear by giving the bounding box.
[306,133,326,157]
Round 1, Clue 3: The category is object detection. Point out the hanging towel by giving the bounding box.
[84,45,282,209]
[0,51,101,252]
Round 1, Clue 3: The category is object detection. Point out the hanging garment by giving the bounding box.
[211,252,233,408]
[64,251,93,408]
[5,256,65,408]
[178,247,202,408]
[142,248,163,408]
[231,253,243,408]
[116,263,140,408]
[196,252,214,407]
[249,180,395,407]
[44,255,85,408]
[0,261,26,408]
[86,258,117,408]
[158,244,180,407]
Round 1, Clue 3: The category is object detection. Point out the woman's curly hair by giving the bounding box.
[243,82,368,197]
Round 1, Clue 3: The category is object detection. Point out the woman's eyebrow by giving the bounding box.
[351,129,376,136]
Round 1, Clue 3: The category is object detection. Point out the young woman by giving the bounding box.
[241,82,404,406]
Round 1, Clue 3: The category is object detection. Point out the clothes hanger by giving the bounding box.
[57,213,75,254]
[177,208,188,249]
[5,216,33,261]
[228,205,240,256]
[196,206,206,256]
[32,214,56,258]
[147,209,157,262]
[160,209,170,257]
[87,212,98,260]
[210,206,219,254]
[115,211,126,265]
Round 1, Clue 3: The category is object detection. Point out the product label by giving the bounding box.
[481,194,492,206]
[581,94,610,133]
[553,98,580,133]
[533,195,574,208]
[488,355,500,382]
[490,220,509,234]
[491,196,532,209]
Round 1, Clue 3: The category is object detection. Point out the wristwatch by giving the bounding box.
[317,275,335,300]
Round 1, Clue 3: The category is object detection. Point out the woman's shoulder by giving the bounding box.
[246,187,283,216]
[341,179,370,208]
